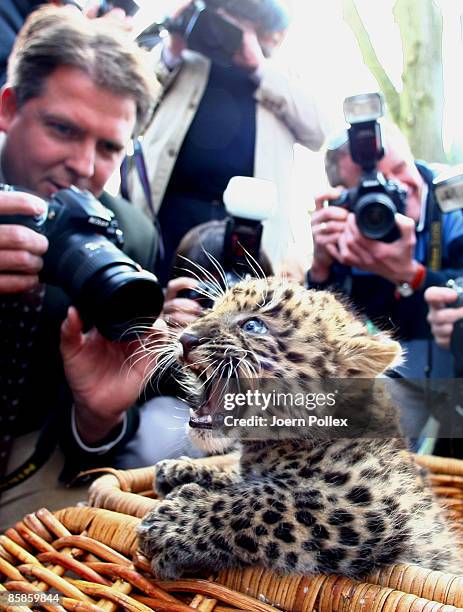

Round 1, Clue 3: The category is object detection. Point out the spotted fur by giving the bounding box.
[138,278,462,578]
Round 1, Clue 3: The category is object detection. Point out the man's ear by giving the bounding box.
[338,334,403,377]
[0,87,19,132]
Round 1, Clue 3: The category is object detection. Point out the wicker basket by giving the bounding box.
[1,453,463,612]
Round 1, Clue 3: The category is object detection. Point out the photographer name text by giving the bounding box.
[224,415,348,427]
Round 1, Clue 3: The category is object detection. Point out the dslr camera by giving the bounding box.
[179,176,277,308]
[137,0,243,65]
[330,93,407,243]
[0,185,164,341]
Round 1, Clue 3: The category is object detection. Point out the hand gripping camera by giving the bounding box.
[331,93,407,243]
[136,0,243,65]
[0,185,164,341]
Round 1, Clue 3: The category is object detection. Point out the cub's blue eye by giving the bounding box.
[242,318,268,335]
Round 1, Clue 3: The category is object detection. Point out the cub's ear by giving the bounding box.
[339,334,403,377]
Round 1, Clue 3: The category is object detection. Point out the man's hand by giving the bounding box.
[425,286,463,350]
[336,213,417,284]
[82,1,134,31]
[309,188,348,282]
[233,28,265,71]
[166,33,187,59]
[163,277,204,328]
[0,191,49,294]
[60,306,168,445]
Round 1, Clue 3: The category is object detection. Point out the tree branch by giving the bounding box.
[342,0,400,122]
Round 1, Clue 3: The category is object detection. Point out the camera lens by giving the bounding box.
[83,265,164,341]
[44,233,164,341]
[354,193,396,240]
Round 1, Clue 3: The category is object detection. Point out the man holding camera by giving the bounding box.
[0,6,166,528]
[308,122,463,380]
[124,0,325,285]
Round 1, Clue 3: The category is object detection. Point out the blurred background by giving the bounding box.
[130,0,463,197]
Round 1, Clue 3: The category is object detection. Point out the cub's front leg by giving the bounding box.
[154,456,240,496]
[139,481,289,578]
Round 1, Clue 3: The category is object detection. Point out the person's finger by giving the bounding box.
[348,242,374,266]
[0,190,47,215]
[60,306,84,359]
[0,250,43,273]
[432,324,454,349]
[425,286,459,308]
[167,312,199,328]
[314,188,343,210]
[164,297,203,315]
[395,213,416,237]
[312,206,349,225]
[337,229,367,267]
[429,307,463,326]
[165,276,199,301]
[312,220,346,238]
[0,225,48,254]
[325,242,342,262]
[0,274,39,294]
[314,231,344,251]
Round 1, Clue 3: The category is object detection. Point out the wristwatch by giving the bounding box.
[394,263,426,299]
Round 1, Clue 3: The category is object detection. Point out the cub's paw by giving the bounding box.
[138,485,207,578]
[154,457,205,497]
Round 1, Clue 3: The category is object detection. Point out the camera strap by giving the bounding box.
[423,183,442,379]
[428,203,442,273]
[120,140,165,261]
[0,414,59,493]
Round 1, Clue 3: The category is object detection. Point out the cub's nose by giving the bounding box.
[179,333,201,360]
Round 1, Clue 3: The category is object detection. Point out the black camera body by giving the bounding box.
[178,176,275,308]
[137,1,243,65]
[330,94,407,243]
[178,216,263,309]
[333,170,407,243]
[0,185,164,341]
[179,271,242,309]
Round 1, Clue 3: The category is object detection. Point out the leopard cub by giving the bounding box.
[138,278,462,578]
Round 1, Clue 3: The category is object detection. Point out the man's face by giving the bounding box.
[338,142,424,223]
[0,65,136,199]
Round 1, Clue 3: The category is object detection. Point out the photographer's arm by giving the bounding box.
[307,190,349,285]
[60,306,167,446]
[0,191,48,293]
[253,61,326,150]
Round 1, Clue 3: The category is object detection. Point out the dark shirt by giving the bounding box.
[166,61,257,201]
[156,61,257,284]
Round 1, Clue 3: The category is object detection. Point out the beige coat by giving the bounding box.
[127,47,325,275]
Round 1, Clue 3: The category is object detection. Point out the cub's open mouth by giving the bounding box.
[188,369,228,430]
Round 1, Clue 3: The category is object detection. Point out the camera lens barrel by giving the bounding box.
[354,193,397,241]
[44,232,164,341]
